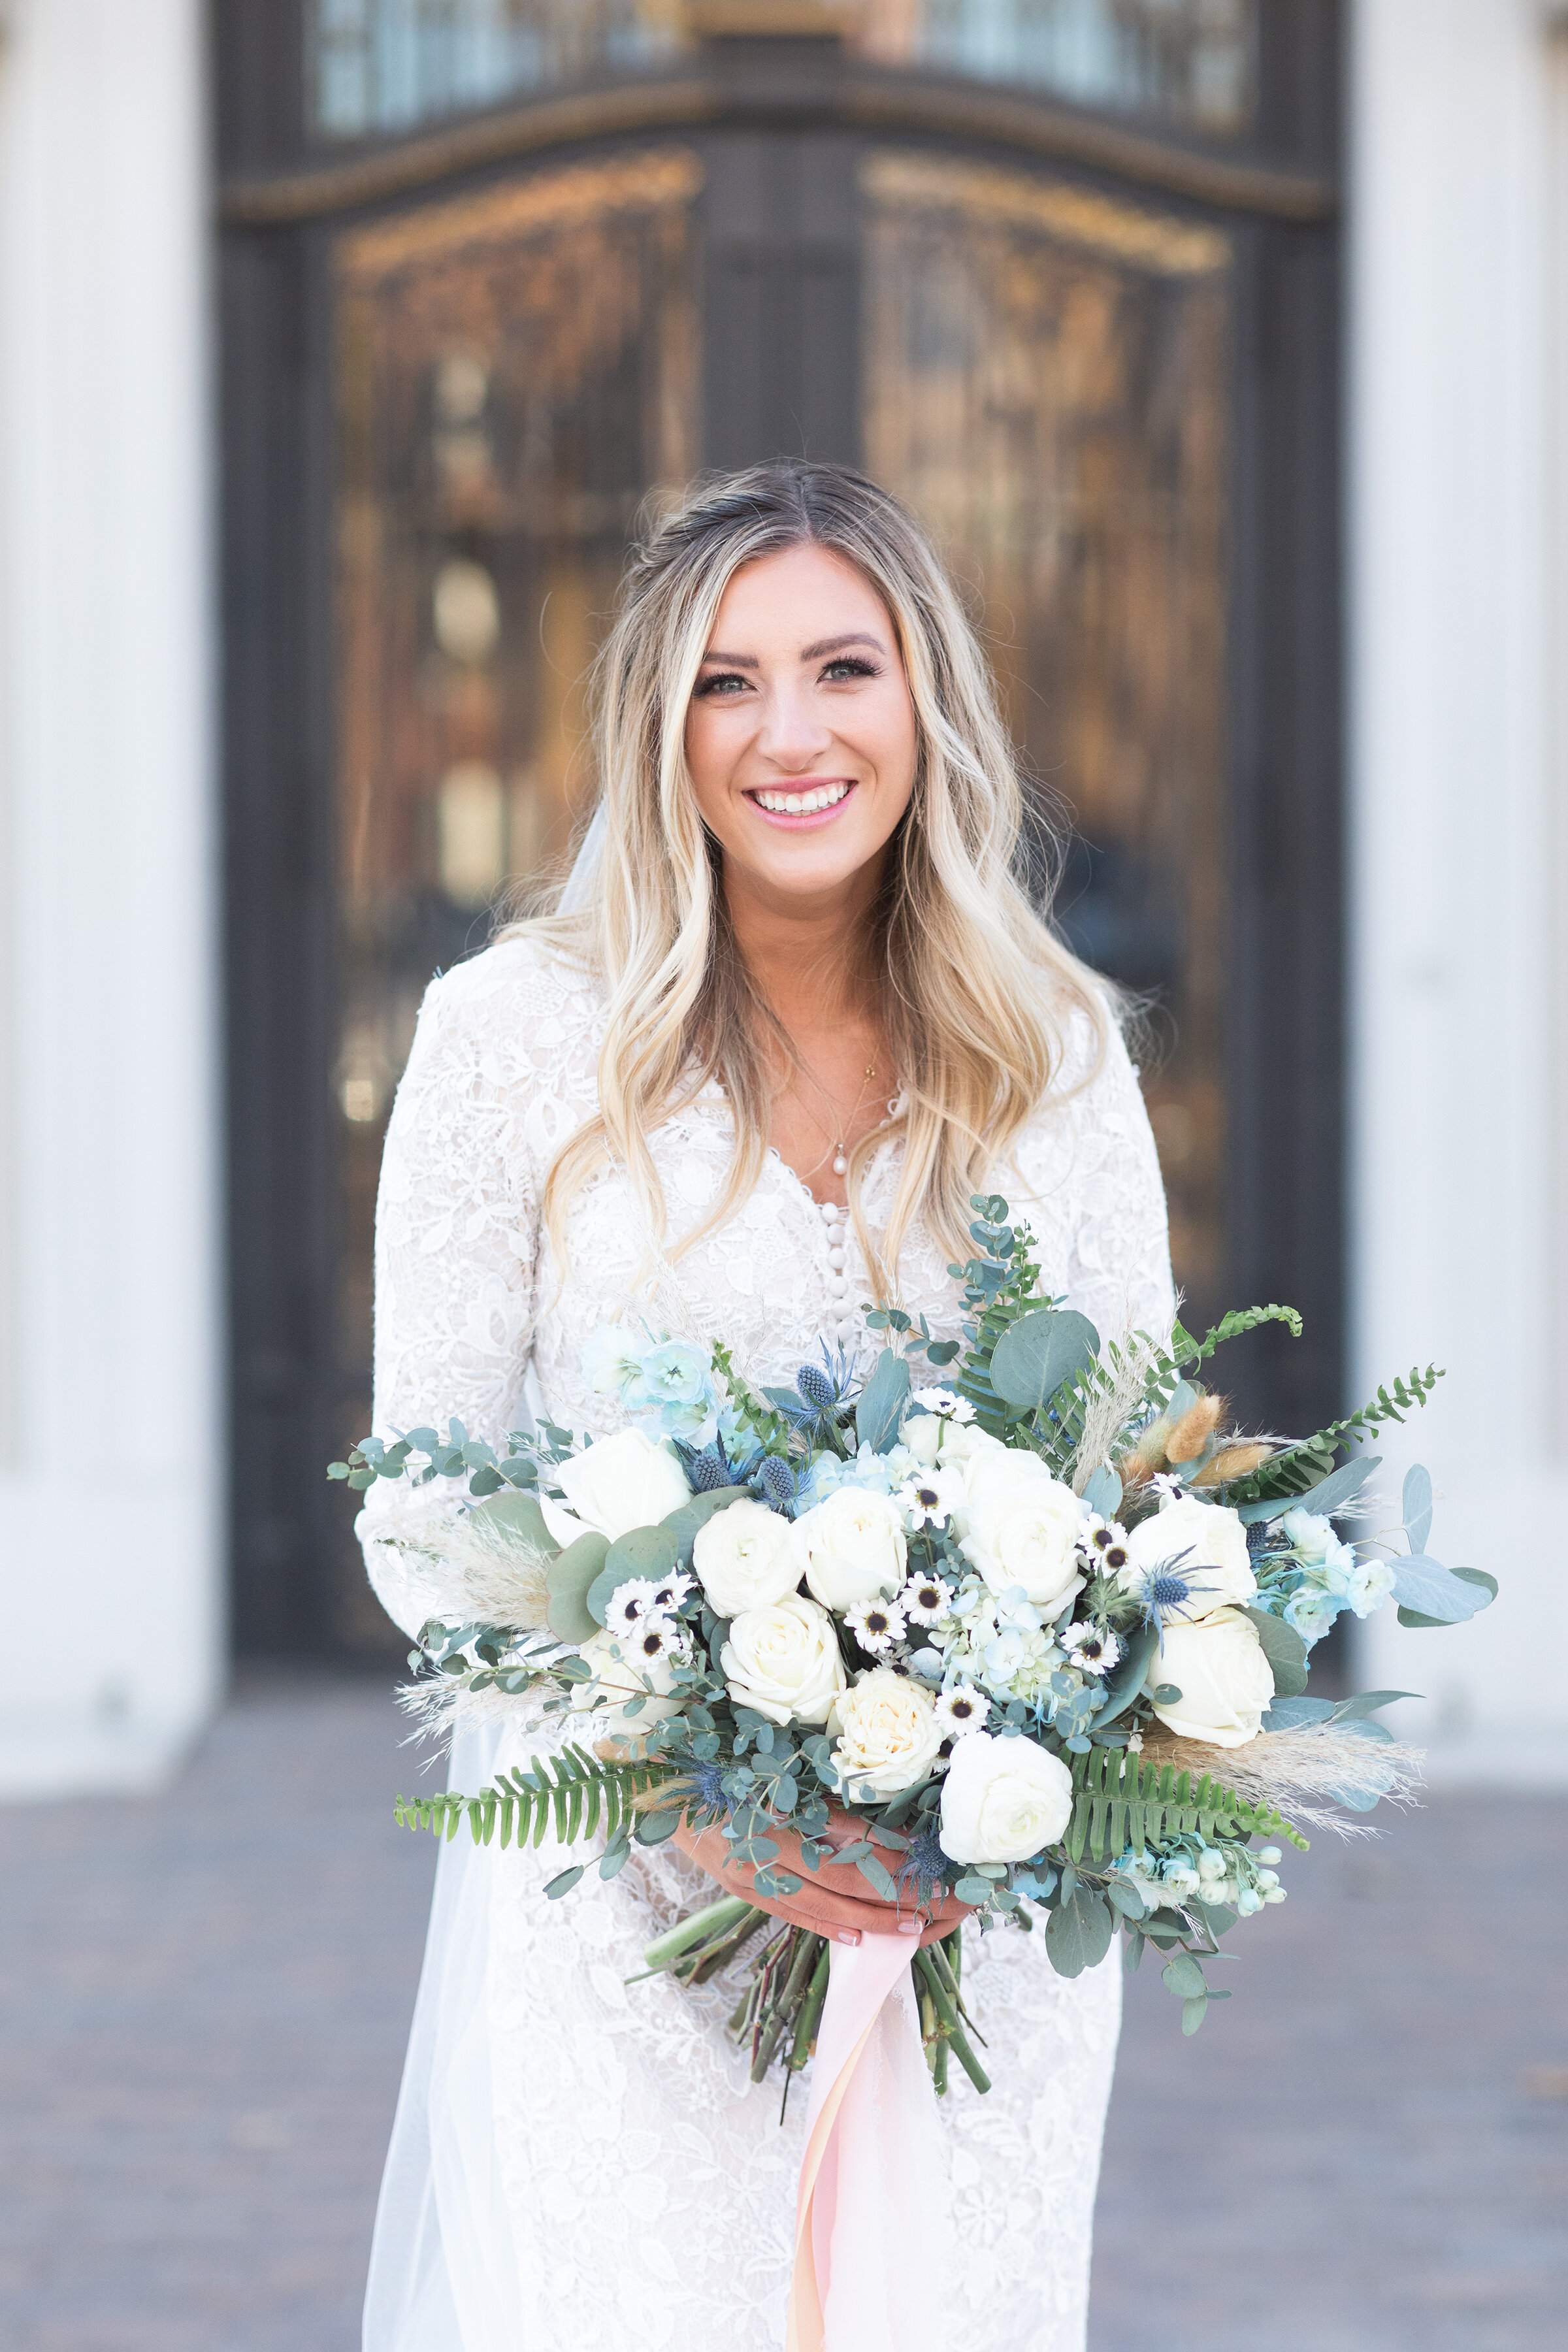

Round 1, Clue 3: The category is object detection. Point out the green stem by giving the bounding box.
[913,1948,991,2095]
[785,1940,832,2072]
[642,1894,757,1973]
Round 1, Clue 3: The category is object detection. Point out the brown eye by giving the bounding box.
[1105,1546,1128,1571]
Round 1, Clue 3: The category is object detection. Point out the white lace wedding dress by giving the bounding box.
[358,935,1175,2352]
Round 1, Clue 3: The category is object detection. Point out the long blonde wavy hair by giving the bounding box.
[501,459,1111,1297]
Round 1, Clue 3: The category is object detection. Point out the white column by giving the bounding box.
[1348,0,1567,1778]
[0,0,221,1793]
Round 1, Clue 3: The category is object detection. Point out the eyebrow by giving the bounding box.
[696,631,887,667]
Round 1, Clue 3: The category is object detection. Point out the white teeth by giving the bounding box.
[753,782,851,815]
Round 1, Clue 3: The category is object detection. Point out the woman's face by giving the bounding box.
[683,543,919,909]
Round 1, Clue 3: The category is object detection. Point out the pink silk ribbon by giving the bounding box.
[785,1933,947,2352]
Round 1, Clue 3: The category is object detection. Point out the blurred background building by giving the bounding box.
[0,0,1563,1792]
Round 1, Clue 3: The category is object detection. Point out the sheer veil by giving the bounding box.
[361,819,606,2350]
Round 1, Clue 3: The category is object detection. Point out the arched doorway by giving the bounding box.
[218,2,1341,1660]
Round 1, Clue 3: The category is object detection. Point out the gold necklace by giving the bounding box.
[789,1054,879,1178]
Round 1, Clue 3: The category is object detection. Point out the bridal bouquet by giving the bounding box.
[334,1197,1493,2083]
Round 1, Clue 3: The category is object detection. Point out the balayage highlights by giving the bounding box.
[500,459,1112,1296]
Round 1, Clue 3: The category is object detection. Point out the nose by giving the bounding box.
[756,677,833,773]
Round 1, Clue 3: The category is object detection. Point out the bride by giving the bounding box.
[358,459,1174,2351]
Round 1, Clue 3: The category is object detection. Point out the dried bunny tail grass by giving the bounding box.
[1138,1719,1426,1837]
[1071,1326,1169,1497]
[1165,1392,1226,1463]
[1189,1438,1277,1488]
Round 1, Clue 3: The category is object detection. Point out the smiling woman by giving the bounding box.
[510,459,1119,1298]
[357,458,1177,2351]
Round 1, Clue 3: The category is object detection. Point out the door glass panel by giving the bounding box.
[331,148,702,1618]
[310,1,1254,140]
[314,0,685,137]
[860,1,1255,133]
[862,150,1232,1322]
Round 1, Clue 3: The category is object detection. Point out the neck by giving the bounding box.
[719,852,884,1036]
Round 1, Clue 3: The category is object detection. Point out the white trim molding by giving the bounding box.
[0,0,223,1795]
[1348,0,1568,1780]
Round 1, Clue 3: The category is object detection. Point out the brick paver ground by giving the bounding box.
[1,1680,1563,2350]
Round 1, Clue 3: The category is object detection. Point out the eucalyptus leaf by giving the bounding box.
[1401,1463,1433,1552]
[856,1348,911,1453]
[1181,1995,1209,2034]
[1238,1454,1380,1526]
[1260,1695,1337,1732]
[1330,1688,1420,1723]
[1044,1884,1114,1978]
[1241,1606,1309,1698]
[545,1530,611,1643]
[1162,1953,1208,1999]
[1082,1463,1123,1520]
[1093,1623,1160,1730]
[474,1490,557,1555]
[989,1308,1100,1414]
[1389,1554,1490,1624]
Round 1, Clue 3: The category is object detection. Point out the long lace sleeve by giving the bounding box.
[1014,1003,1177,1346]
[355,947,547,1637]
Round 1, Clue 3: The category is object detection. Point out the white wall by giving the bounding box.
[0,0,222,1794]
[1348,0,1567,1778]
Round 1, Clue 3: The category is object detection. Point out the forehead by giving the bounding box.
[706,542,892,649]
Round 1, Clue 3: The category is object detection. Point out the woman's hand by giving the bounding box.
[672,1805,971,1950]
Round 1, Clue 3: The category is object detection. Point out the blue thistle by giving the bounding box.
[897,1823,952,1901]
[1128,1546,1215,1637]
[795,1362,837,1410]
[683,1761,735,1818]
[687,1448,734,1494]
[753,1454,798,1509]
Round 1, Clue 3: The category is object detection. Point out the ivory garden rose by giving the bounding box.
[719,1593,847,1727]
[956,1452,1086,1614]
[540,1428,692,1547]
[790,1488,907,1612]
[1149,1607,1275,1747]
[938,1730,1075,1865]
[829,1667,943,1799]
[692,1498,801,1618]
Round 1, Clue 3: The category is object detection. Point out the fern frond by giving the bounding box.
[1172,1304,1303,1369]
[395,1744,679,1852]
[1063,1744,1309,1866]
[1222,1364,1445,1503]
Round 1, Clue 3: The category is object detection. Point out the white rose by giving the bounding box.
[790,1488,907,1612]
[958,1453,1086,1613]
[830,1667,943,1798]
[1120,1496,1256,1621]
[721,1594,847,1727]
[938,1420,1008,1473]
[938,1731,1074,1865]
[692,1499,800,1618]
[902,1414,944,1467]
[1149,1608,1275,1748]
[577,1624,684,1730]
[542,1429,692,1546]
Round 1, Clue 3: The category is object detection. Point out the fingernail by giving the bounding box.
[837,1929,862,1946]
[896,1918,920,1935]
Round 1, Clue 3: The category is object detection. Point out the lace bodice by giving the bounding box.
[361,934,1174,1636]
[358,933,1174,2352]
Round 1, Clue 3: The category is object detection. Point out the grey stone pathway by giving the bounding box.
[0,1680,1563,2350]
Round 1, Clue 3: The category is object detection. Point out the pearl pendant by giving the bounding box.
[832,1152,847,1175]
